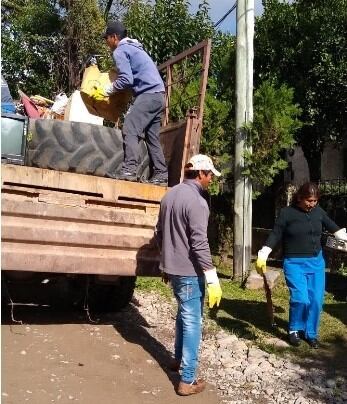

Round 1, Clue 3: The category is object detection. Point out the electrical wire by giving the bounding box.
[214,2,237,28]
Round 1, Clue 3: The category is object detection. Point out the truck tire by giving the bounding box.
[86,276,136,313]
[27,119,150,179]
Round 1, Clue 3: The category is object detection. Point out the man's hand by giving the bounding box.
[103,83,115,96]
[91,84,115,101]
[161,271,169,285]
[91,86,106,101]
[334,228,347,241]
[204,268,222,308]
[256,246,272,275]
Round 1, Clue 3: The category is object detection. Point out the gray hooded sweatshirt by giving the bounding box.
[111,37,165,96]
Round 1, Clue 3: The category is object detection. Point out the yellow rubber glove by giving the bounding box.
[255,258,267,275]
[207,283,222,308]
[204,268,222,308]
[90,86,107,101]
[255,246,272,275]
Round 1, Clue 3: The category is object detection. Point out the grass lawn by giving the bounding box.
[136,265,347,376]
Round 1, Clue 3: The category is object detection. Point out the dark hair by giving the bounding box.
[184,169,211,180]
[292,182,320,205]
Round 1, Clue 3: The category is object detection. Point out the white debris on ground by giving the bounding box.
[130,290,347,404]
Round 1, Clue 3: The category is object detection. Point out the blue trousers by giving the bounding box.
[169,275,205,384]
[283,251,325,339]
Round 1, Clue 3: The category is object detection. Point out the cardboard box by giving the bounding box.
[80,65,132,123]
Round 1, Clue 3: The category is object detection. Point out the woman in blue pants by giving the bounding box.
[256,182,347,348]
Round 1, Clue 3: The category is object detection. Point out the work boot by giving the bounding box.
[106,170,137,182]
[145,171,168,186]
[177,379,206,396]
[307,338,319,349]
[288,331,301,347]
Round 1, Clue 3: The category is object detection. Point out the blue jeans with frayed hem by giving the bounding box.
[169,275,205,384]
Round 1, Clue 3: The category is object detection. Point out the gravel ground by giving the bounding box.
[132,290,347,404]
[2,287,346,404]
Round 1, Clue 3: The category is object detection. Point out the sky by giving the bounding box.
[189,0,265,34]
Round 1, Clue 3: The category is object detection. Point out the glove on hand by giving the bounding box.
[204,268,222,308]
[91,86,106,101]
[256,246,272,275]
[334,228,347,242]
[103,83,116,96]
[91,84,115,101]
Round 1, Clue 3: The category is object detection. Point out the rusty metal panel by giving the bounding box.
[160,120,187,186]
[1,191,161,276]
[159,113,202,186]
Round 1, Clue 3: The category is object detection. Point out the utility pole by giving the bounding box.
[233,0,254,280]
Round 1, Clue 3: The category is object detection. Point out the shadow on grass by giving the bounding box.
[293,334,347,379]
[325,272,347,302]
[324,302,347,326]
[211,298,288,341]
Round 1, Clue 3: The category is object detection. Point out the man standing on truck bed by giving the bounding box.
[101,21,168,186]
[155,154,223,396]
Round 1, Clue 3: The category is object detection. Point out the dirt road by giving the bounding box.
[2,303,219,404]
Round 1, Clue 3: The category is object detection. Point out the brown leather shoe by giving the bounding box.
[168,359,181,372]
[177,379,206,396]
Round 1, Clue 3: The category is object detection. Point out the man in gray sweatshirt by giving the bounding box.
[155,154,223,396]
[102,21,168,185]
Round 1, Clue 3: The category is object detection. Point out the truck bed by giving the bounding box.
[2,165,166,276]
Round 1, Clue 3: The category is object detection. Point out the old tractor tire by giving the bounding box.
[86,276,137,313]
[27,119,150,179]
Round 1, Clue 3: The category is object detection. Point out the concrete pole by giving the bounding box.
[233,0,254,280]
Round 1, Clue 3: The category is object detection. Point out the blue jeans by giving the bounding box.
[283,251,325,339]
[169,275,205,384]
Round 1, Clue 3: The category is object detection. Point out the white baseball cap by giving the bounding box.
[185,154,221,176]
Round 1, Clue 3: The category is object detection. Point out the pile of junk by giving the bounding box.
[1,64,132,126]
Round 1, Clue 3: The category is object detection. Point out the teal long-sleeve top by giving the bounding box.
[265,205,340,258]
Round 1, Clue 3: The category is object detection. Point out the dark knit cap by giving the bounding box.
[102,21,127,38]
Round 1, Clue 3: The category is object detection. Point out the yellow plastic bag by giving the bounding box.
[80,65,132,123]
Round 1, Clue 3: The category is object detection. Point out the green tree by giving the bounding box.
[1,0,106,97]
[243,80,302,194]
[1,0,61,97]
[122,0,214,64]
[59,0,106,93]
[255,0,347,180]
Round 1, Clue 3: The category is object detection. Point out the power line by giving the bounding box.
[214,2,237,28]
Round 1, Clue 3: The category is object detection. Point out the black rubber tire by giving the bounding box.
[27,119,150,179]
[86,276,137,313]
